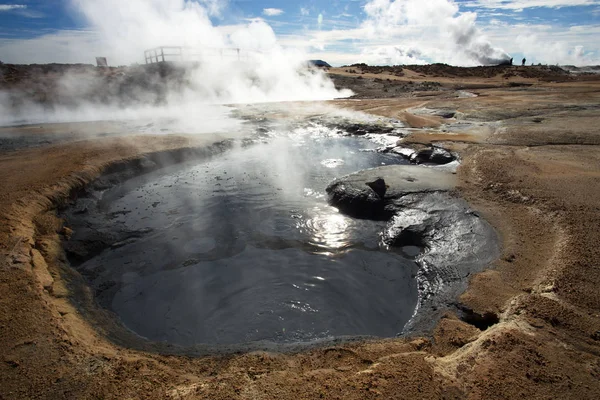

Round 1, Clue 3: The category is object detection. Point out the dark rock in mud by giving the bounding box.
[410,146,455,165]
[63,231,115,262]
[326,166,455,220]
[386,224,429,248]
[327,165,456,219]
[337,122,397,136]
[433,110,457,119]
[326,180,389,220]
[379,191,498,311]
[386,144,455,166]
[344,124,369,135]
[327,165,499,334]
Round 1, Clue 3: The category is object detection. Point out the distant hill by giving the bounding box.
[339,63,574,81]
[309,60,331,68]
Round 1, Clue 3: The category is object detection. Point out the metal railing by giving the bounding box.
[144,46,257,64]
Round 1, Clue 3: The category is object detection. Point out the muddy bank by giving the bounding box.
[1,76,600,399]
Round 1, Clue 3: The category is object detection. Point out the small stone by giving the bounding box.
[61,227,73,239]
[504,254,516,263]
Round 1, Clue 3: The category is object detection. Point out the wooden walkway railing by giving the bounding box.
[144,46,256,64]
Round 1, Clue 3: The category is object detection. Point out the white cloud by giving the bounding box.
[0,0,598,68]
[300,7,309,16]
[462,0,600,10]
[0,4,26,11]
[263,8,284,17]
[198,0,228,17]
[492,23,600,65]
[0,30,103,64]
[276,0,600,67]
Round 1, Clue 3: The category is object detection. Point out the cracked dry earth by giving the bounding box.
[1,76,600,399]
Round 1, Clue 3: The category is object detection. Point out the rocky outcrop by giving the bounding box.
[326,165,456,220]
[410,146,455,165]
[386,144,457,165]
[326,165,499,334]
[333,122,399,136]
[388,145,455,165]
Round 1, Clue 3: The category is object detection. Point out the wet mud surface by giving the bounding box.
[62,115,422,348]
[0,105,243,153]
[60,108,495,350]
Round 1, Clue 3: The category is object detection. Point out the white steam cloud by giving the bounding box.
[1,0,351,127]
[361,0,510,65]
[361,46,428,66]
[71,0,350,103]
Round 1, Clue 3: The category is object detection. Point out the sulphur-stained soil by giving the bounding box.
[1,69,600,399]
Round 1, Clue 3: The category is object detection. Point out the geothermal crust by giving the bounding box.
[1,65,600,399]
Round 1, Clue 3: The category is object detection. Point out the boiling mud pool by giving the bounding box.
[75,128,419,346]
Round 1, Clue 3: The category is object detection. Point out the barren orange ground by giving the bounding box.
[1,71,600,399]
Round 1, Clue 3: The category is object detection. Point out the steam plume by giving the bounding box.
[362,0,510,65]
[71,0,350,103]
[0,0,352,126]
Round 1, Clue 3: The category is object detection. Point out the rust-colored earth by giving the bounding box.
[1,67,600,399]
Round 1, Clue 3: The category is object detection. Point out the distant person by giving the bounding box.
[510,58,513,65]
[522,58,526,66]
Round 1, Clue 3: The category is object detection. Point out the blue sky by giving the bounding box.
[1,0,599,65]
